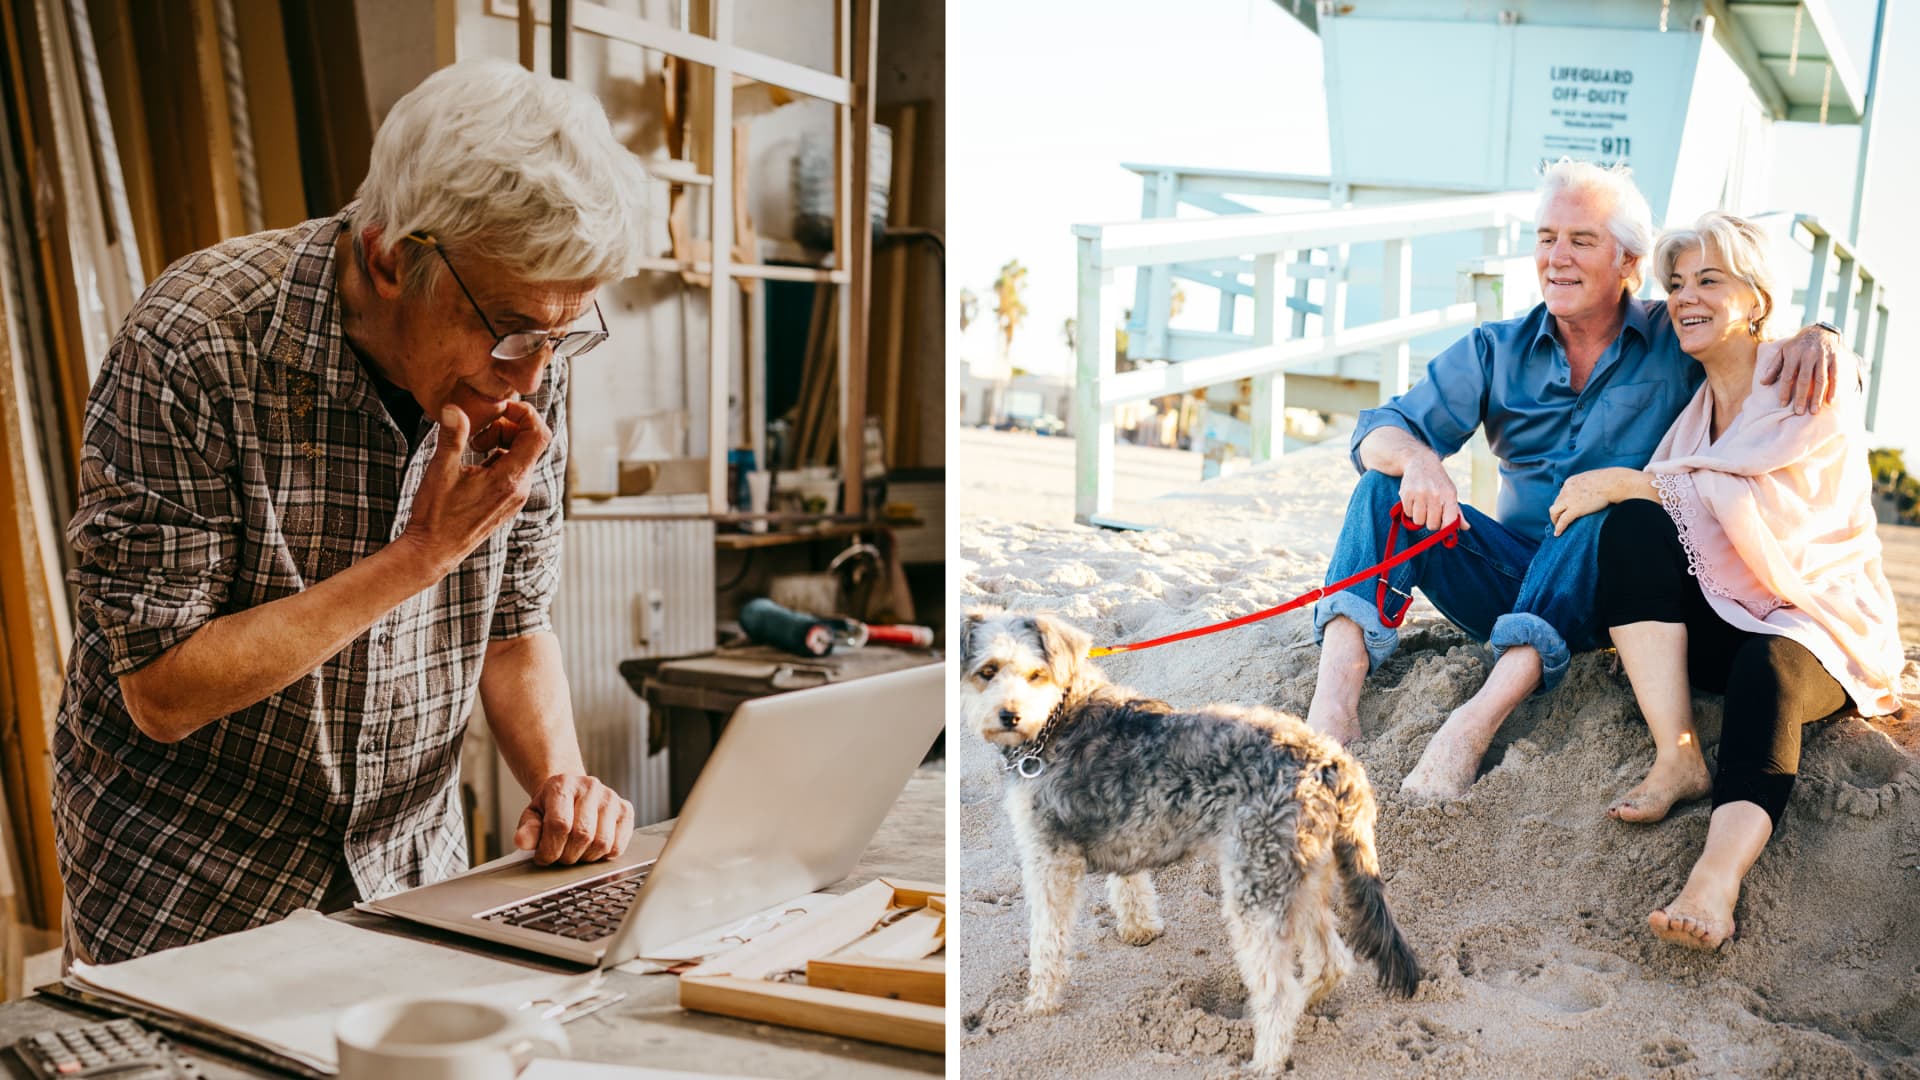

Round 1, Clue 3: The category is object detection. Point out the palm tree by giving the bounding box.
[958,288,979,333]
[992,259,1029,361]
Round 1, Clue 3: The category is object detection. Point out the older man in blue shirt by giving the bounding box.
[1305,160,1844,800]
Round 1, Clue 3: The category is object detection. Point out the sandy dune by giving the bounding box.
[958,437,1920,1079]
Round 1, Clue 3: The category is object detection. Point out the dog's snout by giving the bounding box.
[999,709,1020,729]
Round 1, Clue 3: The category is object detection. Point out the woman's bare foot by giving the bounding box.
[1400,708,1488,800]
[1648,867,1739,950]
[1608,750,1711,823]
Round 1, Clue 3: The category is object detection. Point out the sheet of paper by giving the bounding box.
[521,1062,768,1080]
[613,890,835,974]
[68,910,584,1071]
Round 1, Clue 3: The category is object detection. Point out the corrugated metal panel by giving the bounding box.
[548,500,716,827]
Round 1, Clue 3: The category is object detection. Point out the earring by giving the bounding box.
[1748,317,1761,338]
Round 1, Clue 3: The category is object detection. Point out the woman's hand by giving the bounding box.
[1549,468,1639,536]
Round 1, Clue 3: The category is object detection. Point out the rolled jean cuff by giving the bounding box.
[1313,589,1398,674]
[1489,612,1571,693]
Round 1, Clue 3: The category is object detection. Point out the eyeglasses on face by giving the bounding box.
[405,231,609,361]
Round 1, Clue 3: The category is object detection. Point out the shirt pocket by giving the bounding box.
[1597,382,1667,458]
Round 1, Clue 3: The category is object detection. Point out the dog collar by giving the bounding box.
[1000,701,1068,779]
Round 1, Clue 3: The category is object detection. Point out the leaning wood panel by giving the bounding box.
[229,0,307,230]
[806,956,944,1007]
[85,0,163,279]
[2,0,91,493]
[0,198,70,932]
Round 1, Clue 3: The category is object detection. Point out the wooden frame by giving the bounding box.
[496,0,877,516]
[680,878,944,1053]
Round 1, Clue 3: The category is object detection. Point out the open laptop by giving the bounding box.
[363,662,944,967]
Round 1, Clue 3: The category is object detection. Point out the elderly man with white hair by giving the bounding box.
[55,59,647,963]
[1303,159,1849,801]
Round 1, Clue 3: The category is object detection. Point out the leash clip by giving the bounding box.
[1377,501,1456,629]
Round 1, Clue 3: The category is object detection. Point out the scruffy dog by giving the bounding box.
[961,607,1420,1074]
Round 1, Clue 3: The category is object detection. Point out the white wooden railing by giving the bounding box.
[1785,213,1895,428]
[1072,189,1534,525]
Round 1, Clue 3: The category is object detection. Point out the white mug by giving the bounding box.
[335,996,568,1080]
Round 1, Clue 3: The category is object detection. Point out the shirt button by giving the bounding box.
[362,738,383,754]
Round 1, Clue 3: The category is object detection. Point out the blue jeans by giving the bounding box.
[1311,470,1608,693]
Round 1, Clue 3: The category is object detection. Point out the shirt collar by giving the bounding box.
[258,204,381,414]
[1532,291,1653,355]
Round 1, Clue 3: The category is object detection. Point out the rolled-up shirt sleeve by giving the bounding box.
[1349,327,1493,472]
[67,328,240,676]
[489,355,567,641]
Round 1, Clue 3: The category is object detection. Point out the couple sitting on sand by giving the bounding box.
[1306,159,1903,951]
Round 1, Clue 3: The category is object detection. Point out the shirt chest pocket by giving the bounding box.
[1596,382,1666,457]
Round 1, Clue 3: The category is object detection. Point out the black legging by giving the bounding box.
[1597,499,1849,826]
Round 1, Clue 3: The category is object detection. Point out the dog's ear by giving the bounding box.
[1028,613,1091,686]
[958,609,991,670]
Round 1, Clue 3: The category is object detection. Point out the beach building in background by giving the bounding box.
[1069,0,1897,523]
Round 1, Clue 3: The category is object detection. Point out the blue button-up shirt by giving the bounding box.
[1352,295,1703,541]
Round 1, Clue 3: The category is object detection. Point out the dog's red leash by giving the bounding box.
[1086,502,1460,659]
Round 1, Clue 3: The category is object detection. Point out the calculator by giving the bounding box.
[12,1019,203,1079]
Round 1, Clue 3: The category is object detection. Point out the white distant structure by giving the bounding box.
[1070,0,1893,525]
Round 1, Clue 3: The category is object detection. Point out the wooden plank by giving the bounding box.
[705,0,733,516]
[806,956,944,1007]
[517,0,536,70]
[83,0,162,279]
[871,103,915,470]
[2,0,92,491]
[124,0,243,257]
[279,0,374,217]
[0,164,69,932]
[229,0,307,230]
[838,0,876,516]
[679,975,943,1052]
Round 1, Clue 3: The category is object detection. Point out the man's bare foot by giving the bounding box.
[1608,751,1711,824]
[1648,868,1739,950]
[1400,709,1485,800]
[1306,706,1360,745]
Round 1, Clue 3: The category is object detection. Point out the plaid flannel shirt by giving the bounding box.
[54,209,569,963]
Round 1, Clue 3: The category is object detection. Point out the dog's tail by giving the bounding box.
[1326,762,1422,998]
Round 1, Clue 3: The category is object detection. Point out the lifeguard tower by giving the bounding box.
[1071,0,1893,525]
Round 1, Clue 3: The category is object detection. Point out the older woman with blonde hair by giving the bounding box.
[1546,210,1902,950]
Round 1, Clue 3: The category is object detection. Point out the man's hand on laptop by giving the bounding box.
[513,774,636,865]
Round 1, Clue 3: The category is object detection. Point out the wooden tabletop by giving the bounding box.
[0,768,946,1079]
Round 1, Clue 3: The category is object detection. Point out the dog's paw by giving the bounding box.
[1115,917,1165,946]
[1022,990,1064,1015]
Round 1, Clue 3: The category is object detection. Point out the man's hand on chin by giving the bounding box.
[514,773,636,865]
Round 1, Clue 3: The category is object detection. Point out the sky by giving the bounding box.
[948,0,1917,452]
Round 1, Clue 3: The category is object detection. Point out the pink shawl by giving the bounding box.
[1645,349,1903,716]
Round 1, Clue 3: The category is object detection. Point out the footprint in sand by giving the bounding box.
[1800,722,1920,820]
[1639,1036,1697,1069]
[1455,935,1620,1017]
[1387,1016,1446,1063]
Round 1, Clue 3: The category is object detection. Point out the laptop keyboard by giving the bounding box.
[480,862,654,942]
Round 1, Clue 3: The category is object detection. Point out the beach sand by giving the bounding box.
[958,435,1920,1078]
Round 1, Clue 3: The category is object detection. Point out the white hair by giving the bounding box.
[1654,211,1780,339]
[352,58,648,293]
[1536,157,1655,292]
